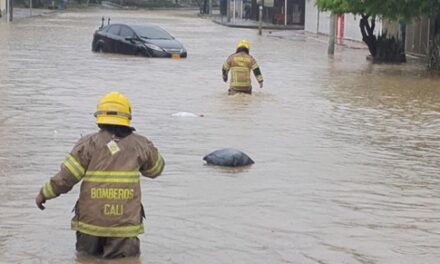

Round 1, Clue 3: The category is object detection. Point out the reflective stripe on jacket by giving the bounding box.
[222,52,263,91]
[39,130,164,238]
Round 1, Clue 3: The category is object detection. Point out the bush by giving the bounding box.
[374,33,406,63]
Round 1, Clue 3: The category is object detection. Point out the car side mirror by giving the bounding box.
[125,37,135,42]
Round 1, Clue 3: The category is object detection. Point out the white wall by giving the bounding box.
[343,14,382,41]
[304,0,318,33]
[317,11,331,35]
[343,14,362,41]
[0,0,6,18]
[304,0,332,36]
[304,0,381,42]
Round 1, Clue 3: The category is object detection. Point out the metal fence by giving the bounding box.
[405,17,433,56]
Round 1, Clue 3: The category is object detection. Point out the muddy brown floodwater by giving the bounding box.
[1,9,440,264]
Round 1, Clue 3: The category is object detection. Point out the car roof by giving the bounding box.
[103,23,170,36]
[106,23,159,29]
[128,24,163,30]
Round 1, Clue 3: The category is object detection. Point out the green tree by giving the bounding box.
[316,0,440,62]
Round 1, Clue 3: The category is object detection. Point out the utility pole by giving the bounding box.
[30,0,32,17]
[208,0,212,15]
[227,0,231,22]
[258,5,262,35]
[233,0,235,22]
[328,12,336,55]
[9,0,13,22]
[284,0,287,26]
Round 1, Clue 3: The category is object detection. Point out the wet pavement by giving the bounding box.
[1,9,440,264]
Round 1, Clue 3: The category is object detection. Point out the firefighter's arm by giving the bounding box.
[251,58,264,87]
[140,142,164,179]
[36,137,91,210]
[222,57,231,82]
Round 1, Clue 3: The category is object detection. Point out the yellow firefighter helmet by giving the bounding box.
[94,91,132,127]
[236,40,250,50]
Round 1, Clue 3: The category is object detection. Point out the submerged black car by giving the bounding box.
[92,23,187,58]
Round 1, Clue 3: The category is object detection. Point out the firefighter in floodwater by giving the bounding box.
[35,91,164,258]
[222,40,264,95]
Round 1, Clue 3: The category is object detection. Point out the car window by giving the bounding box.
[107,25,121,36]
[120,26,135,38]
[131,25,173,40]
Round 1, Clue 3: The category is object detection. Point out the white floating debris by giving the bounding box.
[171,112,204,117]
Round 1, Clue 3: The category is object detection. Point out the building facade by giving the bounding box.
[304,0,382,42]
[247,0,305,26]
[259,0,305,25]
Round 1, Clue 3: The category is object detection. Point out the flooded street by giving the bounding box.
[1,9,440,263]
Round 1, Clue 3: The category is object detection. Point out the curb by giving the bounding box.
[211,19,304,30]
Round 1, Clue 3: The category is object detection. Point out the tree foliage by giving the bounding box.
[316,0,440,22]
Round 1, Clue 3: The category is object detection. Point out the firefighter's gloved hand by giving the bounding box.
[259,82,263,88]
[35,193,46,210]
